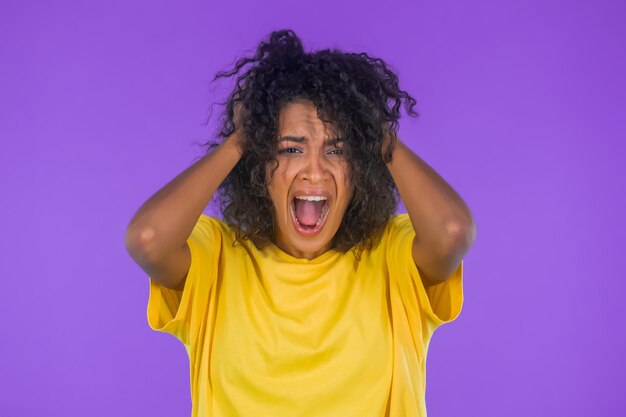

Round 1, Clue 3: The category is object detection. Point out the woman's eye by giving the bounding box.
[278,147,300,154]
[328,148,343,155]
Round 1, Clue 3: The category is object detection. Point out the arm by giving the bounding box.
[124,129,243,289]
[384,133,477,286]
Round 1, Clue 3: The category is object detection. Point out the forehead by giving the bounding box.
[278,100,341,138]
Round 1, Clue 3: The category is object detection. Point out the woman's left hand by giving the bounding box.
[381,122,395,161]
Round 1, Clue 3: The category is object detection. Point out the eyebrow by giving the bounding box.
[278,135,345,145]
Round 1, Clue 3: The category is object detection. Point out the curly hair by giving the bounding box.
[201,29,419,256]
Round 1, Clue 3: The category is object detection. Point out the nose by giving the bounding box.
[300,152,328,183]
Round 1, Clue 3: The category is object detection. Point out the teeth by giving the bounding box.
[295,195,327,201]
[316,204,329,227]
[290,197,330,229]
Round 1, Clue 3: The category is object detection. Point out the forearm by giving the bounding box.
[125,131,243,260]
[386,137,475,252]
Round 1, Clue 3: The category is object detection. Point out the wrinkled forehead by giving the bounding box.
[277,98,343,139]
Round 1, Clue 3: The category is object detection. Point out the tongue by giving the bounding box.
[294,199,325,227]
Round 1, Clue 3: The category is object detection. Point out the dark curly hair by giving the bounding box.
[200,29,419,256]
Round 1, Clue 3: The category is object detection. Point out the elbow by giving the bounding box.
[125,226,158,260]
[444,218,477,254]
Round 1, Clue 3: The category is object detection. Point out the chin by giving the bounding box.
[279,217,340,258]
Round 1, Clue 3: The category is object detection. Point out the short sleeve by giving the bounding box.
[387,214,464,328]
[146,214,221,346]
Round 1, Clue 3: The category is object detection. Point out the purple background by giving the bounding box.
[1,0,624,416]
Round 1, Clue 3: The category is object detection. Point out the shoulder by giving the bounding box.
[374,213,415,257]
[194,214,258,257]
[354,214,411,258]
[196,214,230,231]
[384,213,413,238]
[192,214,238,244]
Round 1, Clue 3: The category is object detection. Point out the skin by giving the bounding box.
[382,131,477,285]
[264,98,477,285]
[126,94,475,292]
[265,99,353,260]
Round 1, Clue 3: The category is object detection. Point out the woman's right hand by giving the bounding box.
[233,100,244,132]
[227,100,246,156]
[126,97,248,289]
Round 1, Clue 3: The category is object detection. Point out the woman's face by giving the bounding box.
[266,99,353,259]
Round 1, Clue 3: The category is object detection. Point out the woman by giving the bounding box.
[125,29,476,417]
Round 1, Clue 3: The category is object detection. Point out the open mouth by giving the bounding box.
[290,196,330,235]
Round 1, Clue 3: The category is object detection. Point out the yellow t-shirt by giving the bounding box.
[147,213,463,417]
